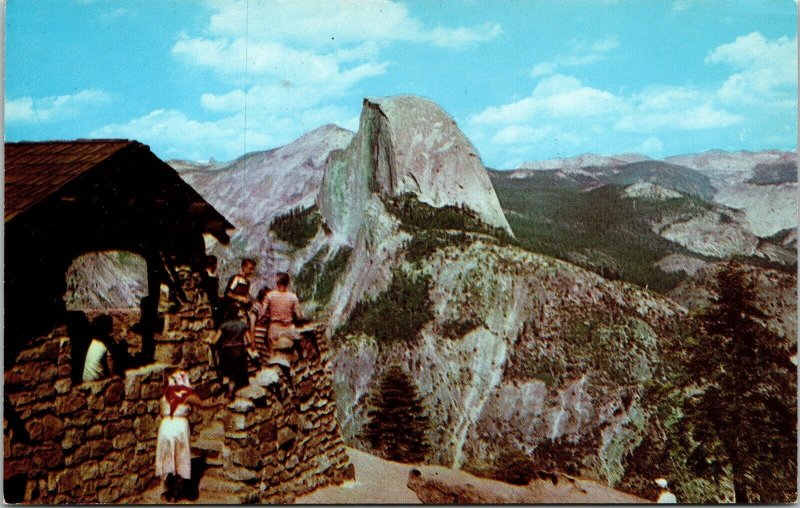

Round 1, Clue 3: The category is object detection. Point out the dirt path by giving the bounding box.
[296,447,649,504]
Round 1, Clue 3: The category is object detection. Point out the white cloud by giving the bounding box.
[706,32,797,105]
[5,89,111,123]
[469,71,745,165]
[425,23,502,49]
[615,85,743,131]
[101,7,129,20]
[491,125,555,145]
[472,74,624,125]
[203,0,500,50]
[671,0,694,13]
[172,36,388,86]
[530,62,557,78]
[90,109,260,160]
[473,31,795,166]
[635,136,664,155]
[90,105,358,161]
[164,0,499,159]
[529,36,619,76]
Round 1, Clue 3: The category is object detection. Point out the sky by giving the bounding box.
[5,0,798,168]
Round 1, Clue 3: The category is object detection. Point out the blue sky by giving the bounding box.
[5,0,798,167]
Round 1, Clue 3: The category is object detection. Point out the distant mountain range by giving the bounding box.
[499,149,797,238]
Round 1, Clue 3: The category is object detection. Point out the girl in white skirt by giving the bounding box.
[155,370,219,502]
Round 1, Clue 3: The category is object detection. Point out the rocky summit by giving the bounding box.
[318,95,513,246]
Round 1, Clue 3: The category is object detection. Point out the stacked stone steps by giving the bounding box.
[191,420,224,466]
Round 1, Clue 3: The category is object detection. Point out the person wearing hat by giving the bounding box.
[655,478,677,503]
[155,370,220,502]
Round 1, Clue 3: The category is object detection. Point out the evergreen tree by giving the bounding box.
[683,261,796,503]
[365,365,430,463]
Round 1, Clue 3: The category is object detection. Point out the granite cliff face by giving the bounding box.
[178,124,354,289]
[318,96,513,246]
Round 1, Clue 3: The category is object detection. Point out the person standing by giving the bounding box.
[224,258,256,317]
[215,303,255,399]
[265,272,303,371]
[248,286,272,366]
[82,314,114,382]
[155,370,219,502]
[655,478,677,503]
[201,255,222,328]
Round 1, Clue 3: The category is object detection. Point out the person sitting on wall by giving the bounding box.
[248,285,272,366]
[200,255,222,328]
[224,258,256,317]
[82,314,115,382]
[67,310,91,384]
[155,369,220,502]
[264,272,303,376]
[214,302,256,400]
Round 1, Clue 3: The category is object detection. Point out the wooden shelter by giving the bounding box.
[4,139,233,365]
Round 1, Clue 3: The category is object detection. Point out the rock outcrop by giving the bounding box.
[518,153,650,172]
[295,96,691,489]
[178,124,354,289]
[317,96,513,245]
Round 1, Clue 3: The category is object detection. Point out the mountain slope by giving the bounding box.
[288,96,706,498]
[175,124,354,289]
[519,153,650,171]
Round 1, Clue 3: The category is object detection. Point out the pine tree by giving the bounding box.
[365,365,430,463]
[683,260,796,503]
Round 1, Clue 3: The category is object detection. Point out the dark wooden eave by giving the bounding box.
[4,139,234,243]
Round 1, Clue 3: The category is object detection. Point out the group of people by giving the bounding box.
[155,256,305,501]
[203,256,305,400]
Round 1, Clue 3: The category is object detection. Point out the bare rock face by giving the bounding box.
[64,251,147,309]
[330,239,685,485]
[317,95,513,245]
[518,153,650,172]
[623,182,683,200]
[664,150,798,238]
[177,124,354,289]
[653,208,759,258]
[654,254,708,276]
[714,182,798,238]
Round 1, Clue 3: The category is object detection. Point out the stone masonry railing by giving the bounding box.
[218,325,355,503]
[4,268,353,504]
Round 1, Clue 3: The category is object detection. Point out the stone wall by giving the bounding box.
[218,326,355,503]
[4,267,353,504]
[4,330,172,503]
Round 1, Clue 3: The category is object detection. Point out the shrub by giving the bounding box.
[440,317,483,341]
[295,246,328,302]
[315,247,353,305]
[336,269,433,345]
[269,205,322,249]
[383,193,512,242]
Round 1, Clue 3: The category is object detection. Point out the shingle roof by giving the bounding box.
[4,140,135,222]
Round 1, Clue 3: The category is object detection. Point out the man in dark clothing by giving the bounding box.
[224,258,256,318]
[214,303,255,399]
[201,255,222,327]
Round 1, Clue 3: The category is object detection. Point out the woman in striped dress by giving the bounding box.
[249,286,272,366]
